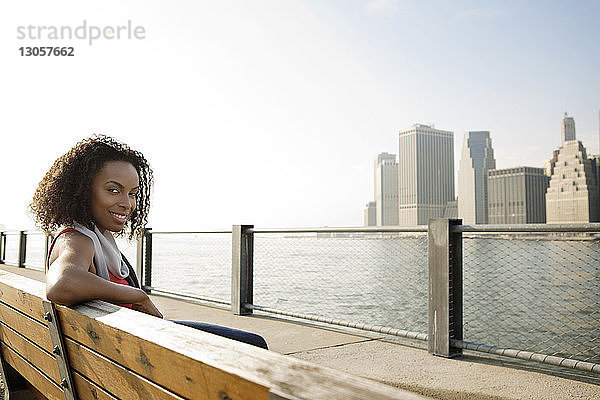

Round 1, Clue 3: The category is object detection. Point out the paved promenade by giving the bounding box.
[1,264,599,399]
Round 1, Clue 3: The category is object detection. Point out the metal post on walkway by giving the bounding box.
[44,233,54,273]
[232,225,254,315]
[428,218,463,358]
[0,231,4,264]
[136,229,145,288]
[143,228,152,293]
[18,231,27,268]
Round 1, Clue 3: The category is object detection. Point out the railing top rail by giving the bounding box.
[23,230,45,235]
[150,230,233,235]
[136,223,600,235]
[249,226,429,233]
[453,223,600,233]
[5,222,600,236]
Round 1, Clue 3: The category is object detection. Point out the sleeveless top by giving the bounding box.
[47,228,141,308]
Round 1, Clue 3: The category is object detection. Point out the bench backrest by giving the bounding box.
[0,270,424,400]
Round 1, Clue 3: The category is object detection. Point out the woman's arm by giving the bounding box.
[46,232,162,318]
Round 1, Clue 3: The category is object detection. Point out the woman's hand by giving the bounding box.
[131,291,163,318]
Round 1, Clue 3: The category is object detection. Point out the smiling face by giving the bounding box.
[90,160,140,234]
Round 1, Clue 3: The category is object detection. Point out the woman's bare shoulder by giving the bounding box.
[49,230,95,268]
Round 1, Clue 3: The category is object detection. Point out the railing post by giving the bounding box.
[18,231,27,268]
[143,228,152,293]
[0,231,4,264]
[136,229,145,288]
[44,233,54,272]
[232,225,254,315]
[428,218,463,357]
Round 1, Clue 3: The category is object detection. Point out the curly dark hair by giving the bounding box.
[30,135,153,240]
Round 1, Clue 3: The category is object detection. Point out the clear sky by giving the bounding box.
[1,0,599,230]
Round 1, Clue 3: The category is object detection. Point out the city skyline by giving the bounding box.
[1,1,599,230]
[367,113,599,226]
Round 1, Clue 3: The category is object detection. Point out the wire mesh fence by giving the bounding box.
[3,224,598,373]
[148,233,232,304]
[463,235,600,364]
[253,232,429,335]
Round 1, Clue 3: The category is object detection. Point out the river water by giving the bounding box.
[14,232,600,364]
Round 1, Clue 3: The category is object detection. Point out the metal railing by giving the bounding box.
[1,221,599,375]
[0,230,50,270]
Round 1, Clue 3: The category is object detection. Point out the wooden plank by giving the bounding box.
[64,338,184,400]
[0,302,53,352]
[72,370,119,400]
[28,382,52,400]
[0,308,122,400]
[0,323,60,382]
[0,272,47,323]
[58,302,268,400]
[61,302,422,400]
[0,343,63,400]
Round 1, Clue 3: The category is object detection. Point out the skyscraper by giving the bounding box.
[457,131,496,224]
[546,114,600,223]
[398,124,455,225]
[363,201,377,227]
[374,152,399,226]
[561,113,576,142]
[487,167,548,224]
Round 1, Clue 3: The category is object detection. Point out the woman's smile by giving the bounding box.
[109,211,129,224]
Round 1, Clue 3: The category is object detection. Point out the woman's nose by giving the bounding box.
[118,194,133,210]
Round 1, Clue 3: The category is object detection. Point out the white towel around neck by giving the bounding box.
[72,223,129,281]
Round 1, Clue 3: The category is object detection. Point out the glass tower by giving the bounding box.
[457,131,496,224]
[398,124,455,225]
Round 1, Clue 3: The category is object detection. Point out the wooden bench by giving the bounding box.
[0,270,424,400]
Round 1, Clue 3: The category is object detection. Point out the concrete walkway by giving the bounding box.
[2,264,599,399]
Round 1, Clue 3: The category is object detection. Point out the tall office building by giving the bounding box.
[488,167,549,224]
[363,201,377,226]
[398,124,455,225]
[591,155,600,193]
[561,113,576,142]
[546,116,599,222]
[457,131,496,224]
[374,152,399,226]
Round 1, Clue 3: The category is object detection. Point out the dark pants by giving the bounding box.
[172,320,268,349]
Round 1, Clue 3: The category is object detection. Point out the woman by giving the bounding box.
[31,135,267,349]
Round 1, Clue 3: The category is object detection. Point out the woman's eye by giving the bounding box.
[129,192,138,198]
[108,188,119,194]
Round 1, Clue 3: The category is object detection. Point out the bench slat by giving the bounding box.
[65,338,185,400]
[0,322,60,382]
[0,301,53,352]
[71,368,119,400]
[0,302,122,400]
[64,302,423,400]
[0,342,63,400]
[60,303,272,400]
[0,271,47,322]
